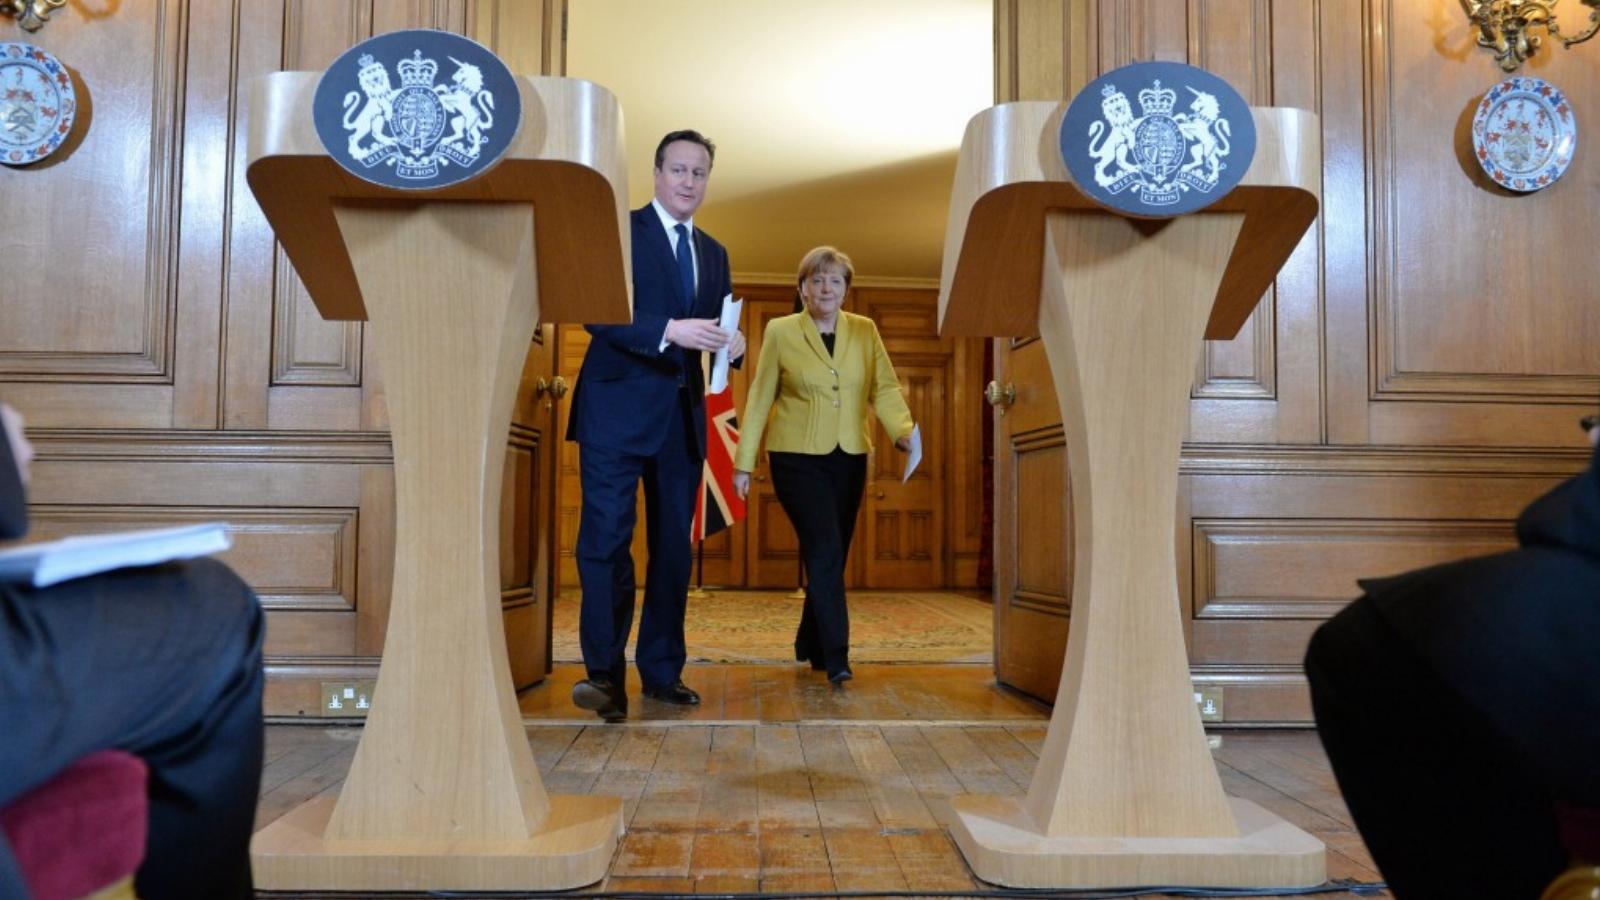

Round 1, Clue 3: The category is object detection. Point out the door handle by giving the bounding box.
[985,380,1016,413]
[547,375,569,400]
[874,491,886,500]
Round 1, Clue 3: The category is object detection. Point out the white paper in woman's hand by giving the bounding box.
[901,425,923,484]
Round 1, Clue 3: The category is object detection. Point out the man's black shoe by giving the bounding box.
[572,678,627,722]
[828,667,853,685]
[642,681,700,705]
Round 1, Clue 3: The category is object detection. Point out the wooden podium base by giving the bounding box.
[252,794,623,890]
[948,795,1325,889]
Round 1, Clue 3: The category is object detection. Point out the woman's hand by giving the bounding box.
[895,431,913,452]
[733,470,751,499]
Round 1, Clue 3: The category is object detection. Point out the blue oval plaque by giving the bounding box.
[1060,61,1255,217]
[313,29,521,190]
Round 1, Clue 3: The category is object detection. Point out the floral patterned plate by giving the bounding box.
[1471,75,1576,193]
[0,42,76,167]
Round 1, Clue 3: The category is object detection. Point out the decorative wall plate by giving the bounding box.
[0,41,75,167]
[1471,76,1575,193]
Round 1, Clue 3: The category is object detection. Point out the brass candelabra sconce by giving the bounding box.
[1462,0,1600,71]
[1,0,66,33]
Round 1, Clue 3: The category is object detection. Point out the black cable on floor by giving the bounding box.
[261,876,1389,899]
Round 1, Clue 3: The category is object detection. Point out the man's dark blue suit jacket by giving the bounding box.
[567,205,733,460]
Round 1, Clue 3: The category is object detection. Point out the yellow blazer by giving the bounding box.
[735,311,915,472]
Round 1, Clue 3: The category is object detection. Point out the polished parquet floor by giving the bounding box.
[258,662,1390,899]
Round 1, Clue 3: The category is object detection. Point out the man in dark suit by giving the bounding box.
[1305,420,1600,898]
[0,403,265,899]
[566,130,746,721]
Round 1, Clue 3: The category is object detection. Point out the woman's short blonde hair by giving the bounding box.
[796,246,855,290]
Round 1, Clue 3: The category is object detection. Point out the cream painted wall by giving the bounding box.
[566,0,993,279]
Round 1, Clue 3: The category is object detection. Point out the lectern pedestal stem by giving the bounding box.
[249,203,622,890]
[946,211,1324,887]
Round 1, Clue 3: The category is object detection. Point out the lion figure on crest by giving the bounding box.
[343,56,398,161]
[437,57,495,154]
[1176,87,1231,181]
[1087,85,1138,188]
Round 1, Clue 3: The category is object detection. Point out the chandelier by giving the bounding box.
[1462,0,1600,71]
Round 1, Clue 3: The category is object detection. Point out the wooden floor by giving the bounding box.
[516,662,1045,722]
[258,663,1389,898]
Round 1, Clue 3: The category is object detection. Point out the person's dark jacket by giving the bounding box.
[1360,444,1600,804]
[0,422,25,540]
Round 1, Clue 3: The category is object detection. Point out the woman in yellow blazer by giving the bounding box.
[732,247,915,684]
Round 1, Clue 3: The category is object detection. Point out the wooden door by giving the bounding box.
[501,324,561,689]
[481,0,568,691]
[857,358,945,588]
[741,291,807,588]
[991,337,1073,701]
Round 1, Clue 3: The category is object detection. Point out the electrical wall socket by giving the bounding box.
[1194,686,1224,723]
[319,680,377,718]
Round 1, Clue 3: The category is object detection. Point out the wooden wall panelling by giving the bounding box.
[996,0,1092,102]
[1338,0,1600,447]
[1320,0,1375,448]
[1184,0,1325,447]
[2,0,570,715]
[474,0,566,76]
[949,332,986,586]
[222,0,298,430]
[266,1,374,432]
[24,431,393,716]
[1181,449,1581,723]
[0,1,194,428]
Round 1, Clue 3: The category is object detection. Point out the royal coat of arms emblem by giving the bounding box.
[313,29,520,190]
[0,42,76,167]
[1061,62,1256,218]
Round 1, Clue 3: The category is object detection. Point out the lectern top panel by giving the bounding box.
[937,104,1320,340]
[246,72,631,325]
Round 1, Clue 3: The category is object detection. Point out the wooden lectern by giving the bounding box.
[938,104,1325,888]
[243,73,631,890]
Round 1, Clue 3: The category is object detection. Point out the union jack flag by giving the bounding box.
[692,366,745,542]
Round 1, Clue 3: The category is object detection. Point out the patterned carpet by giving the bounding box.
[551,589,993,664]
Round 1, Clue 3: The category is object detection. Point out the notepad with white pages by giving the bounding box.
[0,523,232,588]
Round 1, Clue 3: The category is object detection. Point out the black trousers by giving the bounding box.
[0,558,264,900]
[575,398,700,690]
[1304,597,1567,899]
[769,447,867,675]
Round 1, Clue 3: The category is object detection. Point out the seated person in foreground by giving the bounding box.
[1305,418,1600,899]
[0,403,265,900]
